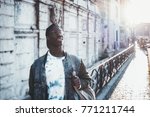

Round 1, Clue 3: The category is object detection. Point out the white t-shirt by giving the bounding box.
[45,51,65,100]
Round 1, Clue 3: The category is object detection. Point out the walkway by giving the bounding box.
[109,44,150,100]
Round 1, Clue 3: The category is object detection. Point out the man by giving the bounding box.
[29,23,92,100]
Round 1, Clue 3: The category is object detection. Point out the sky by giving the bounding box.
[125,0,150,25]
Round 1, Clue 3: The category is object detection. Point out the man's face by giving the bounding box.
[46,29,63,49]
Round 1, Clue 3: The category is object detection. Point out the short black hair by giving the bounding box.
[45,23,60,37]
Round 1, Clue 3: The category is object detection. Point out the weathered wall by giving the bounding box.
[63,0,103,67]
[14,0,38,99]
[0,0,16,99]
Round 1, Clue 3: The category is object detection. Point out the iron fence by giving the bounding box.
[90,45,135,95]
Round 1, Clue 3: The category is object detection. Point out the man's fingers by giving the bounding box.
[73,78,81,89]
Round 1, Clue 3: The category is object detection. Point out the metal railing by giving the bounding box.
[90,45,135,95]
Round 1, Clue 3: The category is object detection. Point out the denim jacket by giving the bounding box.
[29,52,91,100]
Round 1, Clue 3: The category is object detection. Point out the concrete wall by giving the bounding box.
[0,0,15,99]
[63,0,103,67]
[108,0,120,51]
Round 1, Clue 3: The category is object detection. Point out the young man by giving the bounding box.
[29,24,92,100]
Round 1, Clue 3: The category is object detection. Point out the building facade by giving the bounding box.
[119,0,131,47]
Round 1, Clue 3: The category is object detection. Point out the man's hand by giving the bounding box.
[72,71,81,89]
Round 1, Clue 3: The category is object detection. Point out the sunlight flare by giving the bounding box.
[125,0,150,25]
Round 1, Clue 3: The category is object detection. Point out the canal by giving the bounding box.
[109,44,150,100]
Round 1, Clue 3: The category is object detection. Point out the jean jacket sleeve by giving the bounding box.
[78,60,91,89]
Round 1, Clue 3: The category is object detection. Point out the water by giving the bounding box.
[109,44,150,100]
